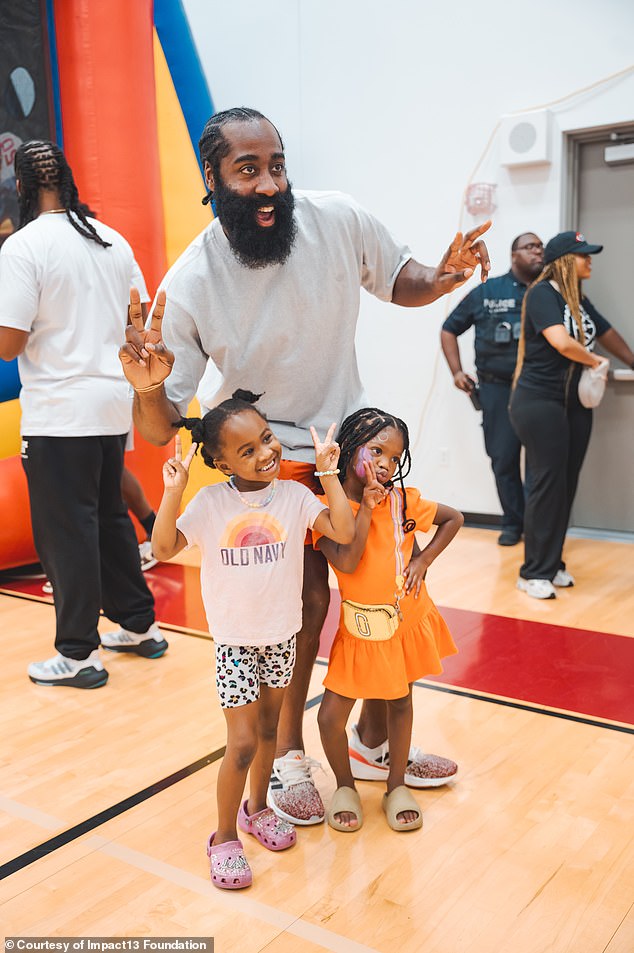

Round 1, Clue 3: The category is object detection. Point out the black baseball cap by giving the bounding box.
[544,231,603,264]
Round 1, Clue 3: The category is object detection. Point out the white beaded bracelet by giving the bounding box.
[314,468,340,477]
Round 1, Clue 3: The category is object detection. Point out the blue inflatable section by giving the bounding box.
[154,0,215,176]
[0,359,20,404]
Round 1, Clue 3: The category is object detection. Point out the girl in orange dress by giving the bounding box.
[314,407,463,833]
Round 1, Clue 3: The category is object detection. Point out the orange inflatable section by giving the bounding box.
[53,0,167,294]
[0,457,37,568]
[0,0,172,571]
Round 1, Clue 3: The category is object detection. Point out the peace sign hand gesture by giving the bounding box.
[162,434,197,493]
[119,288,175,393]
[360,458,387,510]
[310,423,340,476]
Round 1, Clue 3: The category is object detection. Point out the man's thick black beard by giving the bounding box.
[214,177,297,269]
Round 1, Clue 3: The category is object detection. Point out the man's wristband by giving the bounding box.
[314,469,340,478]
[135,381,165,394]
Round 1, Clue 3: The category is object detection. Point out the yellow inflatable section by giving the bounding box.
[0,400,21,458]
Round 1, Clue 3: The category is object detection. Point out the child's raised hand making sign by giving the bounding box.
[162,433,198,493]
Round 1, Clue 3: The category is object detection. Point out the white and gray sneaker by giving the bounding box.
[517,577,557,599]
[28,650,108,688]
[267,750,325,825]
[552,569,575,588]
[100,622,168,658]
[138,540,158,572]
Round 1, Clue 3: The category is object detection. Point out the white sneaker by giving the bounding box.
[100,622,168,658]
[139,540,158,572]
[349,723,458,788]
[552,569,575,588]
[28,650,108,688]
[42,580,53,594]
[267,750,325,825]
[517,577,557,600]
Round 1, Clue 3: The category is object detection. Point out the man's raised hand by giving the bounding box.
[435,221,492,290]
[119,288,175,393]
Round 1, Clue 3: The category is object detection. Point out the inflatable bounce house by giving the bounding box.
[0,0,214,571]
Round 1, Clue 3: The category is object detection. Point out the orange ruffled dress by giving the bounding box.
[315,488,458,700]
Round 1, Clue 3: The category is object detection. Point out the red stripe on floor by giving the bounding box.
[4,564,633,725]
[430,606,634,725]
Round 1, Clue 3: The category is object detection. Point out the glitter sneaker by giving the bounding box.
[100,622,168,658]
[28,650,108,689]
[267,750,325,825]
[349,723,458,788]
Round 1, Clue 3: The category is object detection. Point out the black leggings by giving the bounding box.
[509,386,592,580]
[22,434,155,659]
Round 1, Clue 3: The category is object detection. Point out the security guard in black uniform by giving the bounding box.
[441,233,544,545]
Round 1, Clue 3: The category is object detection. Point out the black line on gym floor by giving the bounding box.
[312,659,634,734]
[4,604,631,879]
[0,687,328,880]
[417,680,634,735]
[0,748,225,880]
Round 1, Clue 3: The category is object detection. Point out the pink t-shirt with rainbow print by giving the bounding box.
[177,479,325,646]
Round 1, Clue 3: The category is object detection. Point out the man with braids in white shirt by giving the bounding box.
[0,140,166,688]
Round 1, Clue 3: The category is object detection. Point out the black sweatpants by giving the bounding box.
[22,434,155,659]
[508,385,592,580]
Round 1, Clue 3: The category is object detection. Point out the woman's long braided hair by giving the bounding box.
[513,254,584,385]
[337,407,416,532]
[198,107,283,206]
[14,140,111,247]
[177,389,265,470]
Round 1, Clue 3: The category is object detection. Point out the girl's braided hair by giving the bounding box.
[14,140,111,247]
[177,389,265,469]
[337,407,416,532]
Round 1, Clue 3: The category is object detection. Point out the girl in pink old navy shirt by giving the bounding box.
[152,389,353,891]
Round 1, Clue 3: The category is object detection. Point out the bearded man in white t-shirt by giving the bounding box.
[119,108,491,824]
[0,140,166,688]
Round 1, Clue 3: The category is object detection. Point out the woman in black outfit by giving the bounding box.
[509,231,634,600]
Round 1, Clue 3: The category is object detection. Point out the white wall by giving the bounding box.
[184,0,634,513]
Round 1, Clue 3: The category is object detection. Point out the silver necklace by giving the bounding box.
[229,476,277,508]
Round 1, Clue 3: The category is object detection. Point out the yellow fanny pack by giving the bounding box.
[341,600,400,642]
[340,488,410,642]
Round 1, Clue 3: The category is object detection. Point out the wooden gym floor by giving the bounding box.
[1,527,633,952]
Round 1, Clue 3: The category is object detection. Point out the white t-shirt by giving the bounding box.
[157,190,411,460]
[0,213,149,436]
[176,479,326,646]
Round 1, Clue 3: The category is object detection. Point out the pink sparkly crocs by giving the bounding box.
[206,834,252,889]
[238,800,296,851]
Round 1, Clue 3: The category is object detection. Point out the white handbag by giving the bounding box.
[578,357,609,409]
